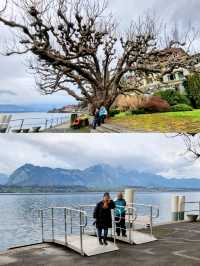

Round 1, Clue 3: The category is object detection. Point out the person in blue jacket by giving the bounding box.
[99,105,108,124]
[115,192,127,237]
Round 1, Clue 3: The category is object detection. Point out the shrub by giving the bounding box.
[154,89,191,106]
[112,94,147,111]
[184,74,200,108]
[143,96,170,113]
[131,96,170,114]
[170,104,193,112]
[109,109,121,117]
[131,108,146,115]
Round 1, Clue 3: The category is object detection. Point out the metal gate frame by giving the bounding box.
[38,207,87,255]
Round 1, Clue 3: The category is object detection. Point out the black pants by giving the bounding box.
[93,117,101,129]
[115,217,126,236]
[97,227,108,240]
[100,115,106,124]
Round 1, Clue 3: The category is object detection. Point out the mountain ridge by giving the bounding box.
[6,163,200,189]
[0,173,9,185]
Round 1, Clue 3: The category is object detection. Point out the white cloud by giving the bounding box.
[0,133,199,180]
[0,0,200,105]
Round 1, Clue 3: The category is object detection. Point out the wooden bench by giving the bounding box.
[72,117,89,129]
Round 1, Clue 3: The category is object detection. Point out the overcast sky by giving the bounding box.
[0,133,199,179]
[0,0,200,106]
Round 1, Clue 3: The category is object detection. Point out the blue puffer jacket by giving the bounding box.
[99,107,108,116]
[115,199,126,217]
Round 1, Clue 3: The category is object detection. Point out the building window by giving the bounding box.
[178,72,184,80]
[169,74,175,81]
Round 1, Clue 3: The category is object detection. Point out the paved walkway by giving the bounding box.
[43,122,71,133]
[91,123,132,133]
[2,222,200,265]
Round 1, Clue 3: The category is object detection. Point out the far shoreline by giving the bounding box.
[1,189,200,195]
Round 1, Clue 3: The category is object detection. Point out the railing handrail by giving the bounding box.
[11,117,65,122]
[128,203,160,219]
[38,206,88,255]
[185,201,200,204]
[38,206,87,227]
[38,202,158,252]
[1,114,69,132]
[128,202,159,209]
[80,202,159,219]
[0,115,68,123]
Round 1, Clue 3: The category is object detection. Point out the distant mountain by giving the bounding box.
[7,163,200,189]
[7,164,84,187]
[0,105,30,113]
[0,104,70,113]
[0,173,8,185]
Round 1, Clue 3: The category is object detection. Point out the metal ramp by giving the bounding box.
[80,203,159,245]
[37,203,159,256]
[51,235,118,256]
[38,207,119,256]
[115,231,157,244]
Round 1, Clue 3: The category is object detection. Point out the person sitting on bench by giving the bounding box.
[72,118,81,129]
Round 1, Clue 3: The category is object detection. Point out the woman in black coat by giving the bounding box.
[93,192,115,245]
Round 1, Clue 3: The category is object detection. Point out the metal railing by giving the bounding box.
[38,207,87,256]
[79,204,138,244]
[128,203,159,235]
[37,203,159,253]
[184,201,200,217]
[1,115,69,133]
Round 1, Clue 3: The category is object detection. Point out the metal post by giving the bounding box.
[80,207,85,235]
[45,119,48,129]
[80,212,84,256]
[128,208,131,243]
[198,202,200,219]
[41,210,44,242]
[51,208,54,242]
[113,213,116,246]
[20,119,24,131]
[50,119,53,128]
[70,210,73,234]
[64,208,67,245]
[112,210,114,239]
[150,206,153,236]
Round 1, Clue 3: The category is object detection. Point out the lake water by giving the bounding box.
[4,113,71,131]
[1,191,200,252]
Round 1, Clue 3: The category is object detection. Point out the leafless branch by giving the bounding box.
[0,0,200,111]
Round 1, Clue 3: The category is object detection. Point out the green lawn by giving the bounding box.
[109,110,200,133]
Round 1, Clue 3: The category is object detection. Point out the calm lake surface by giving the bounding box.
[4,112,71,131]
[0,191,199,252]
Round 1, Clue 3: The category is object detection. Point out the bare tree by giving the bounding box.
[0,0,200,112]
[180,133,200,159]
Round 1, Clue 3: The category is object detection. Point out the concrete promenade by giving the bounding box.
[1,222,200,265]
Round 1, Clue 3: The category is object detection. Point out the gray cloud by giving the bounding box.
[0,89,16,96]
[0,0,200,105]
[0,134,199,180]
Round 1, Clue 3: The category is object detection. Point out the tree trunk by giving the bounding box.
[87,95,116,114]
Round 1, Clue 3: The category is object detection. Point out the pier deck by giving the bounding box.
[43,122,91,133]
[2,222,200,266]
